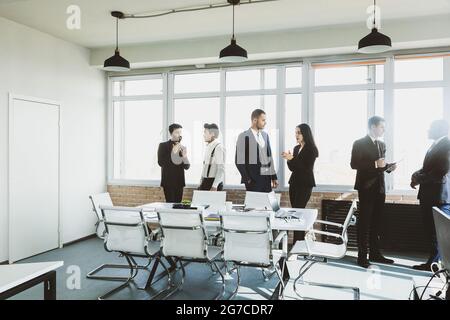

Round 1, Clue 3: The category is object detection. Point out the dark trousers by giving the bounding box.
[163,186,184,203]
[357,186,386,261]
[289,184,313,242]
[245,175,272,193]
[419,200,439,265]
[199,178,224,191]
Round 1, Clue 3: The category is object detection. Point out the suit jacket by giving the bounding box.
[415,137,450,204]
[157,140,190,188]
[351,135,390,193]
[287,144,317,187]
[235,129,278,185]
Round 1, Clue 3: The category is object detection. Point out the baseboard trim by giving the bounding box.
[63,234,97,247]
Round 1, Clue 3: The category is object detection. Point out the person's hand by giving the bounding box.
[180,145,187,158]
[282,150,294,161]
[376,158,386,168]
[272,180,279,189]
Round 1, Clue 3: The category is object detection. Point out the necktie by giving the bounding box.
[374,140,381,158]
[257,132,263,147]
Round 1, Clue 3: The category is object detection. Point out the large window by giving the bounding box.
[109,53,450,192]
[312,62,384,187]
[112,76,164,181]
[392,56,447,190]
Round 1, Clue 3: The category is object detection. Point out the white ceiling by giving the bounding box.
[0,0,449,49]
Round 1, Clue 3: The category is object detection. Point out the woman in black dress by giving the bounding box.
[282,123,319,242]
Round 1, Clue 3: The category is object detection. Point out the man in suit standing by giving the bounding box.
[410,120,450,271]
[235,109,278,192]
[158,123,190,203]
[351,116,397,268]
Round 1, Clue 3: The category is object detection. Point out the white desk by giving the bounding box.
[140,201,317,231]
[140,202,318,255]
[0,261,63,300]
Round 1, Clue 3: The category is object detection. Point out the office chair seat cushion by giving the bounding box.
[290,240,347,259]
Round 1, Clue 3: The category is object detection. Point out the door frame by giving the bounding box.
[8,93,62,263]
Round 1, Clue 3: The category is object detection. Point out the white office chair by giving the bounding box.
[289,200,359,300]
[191,190,227,212]
[244,191,272,210]
[220,211,287,300]
[87,193,150,281]
[98,205,171,300]
[157,208,225,300]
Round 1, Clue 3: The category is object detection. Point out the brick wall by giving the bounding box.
[107,185,419,220]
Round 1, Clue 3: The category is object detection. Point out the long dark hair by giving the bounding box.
[297,123,319,157]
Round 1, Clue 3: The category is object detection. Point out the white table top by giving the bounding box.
[140,202,318,232]
[0,261,63,293]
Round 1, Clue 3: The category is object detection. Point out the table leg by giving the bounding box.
[270,232,290,300]
[43,271,56,300]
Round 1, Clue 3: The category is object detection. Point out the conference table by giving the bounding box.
[138,202,318,299]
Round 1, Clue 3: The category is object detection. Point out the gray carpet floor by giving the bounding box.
[7,237,437,300]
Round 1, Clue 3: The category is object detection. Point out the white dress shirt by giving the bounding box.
[201,139,225,188]
[251,128,266,149]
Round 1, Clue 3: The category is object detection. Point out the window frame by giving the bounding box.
[107,53,450,194]
[107,73,167,185]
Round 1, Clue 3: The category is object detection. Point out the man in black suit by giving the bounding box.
[235,109,278,192]
[410,120,450,271]
[351,116,397,268]
[158,123,190,203]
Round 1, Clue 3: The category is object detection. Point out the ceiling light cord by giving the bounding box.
[373,0,376,29]
[232,3,235,40]
[115,18,119,52]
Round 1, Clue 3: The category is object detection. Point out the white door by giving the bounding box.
[8,95,60,263]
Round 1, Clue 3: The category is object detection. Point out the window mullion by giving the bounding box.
[384,57,395,192]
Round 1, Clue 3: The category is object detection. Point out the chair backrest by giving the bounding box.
[157,209,208,260]
[89,193,113,238]
[244,191,272,210]
[433,207,450,272]
[220,211,272,266]
[191,190,227,212]
[100,205,151,256]
[341,200,358,244]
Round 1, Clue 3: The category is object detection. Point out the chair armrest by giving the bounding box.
[314,219,344,228]
[307,229,344,242]
[273,231,288,249]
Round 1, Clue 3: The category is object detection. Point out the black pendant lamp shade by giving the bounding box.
[358,28,392,53]
[219,0,248,62]
[104,11,130,72]
[358,0,392,54]
[220,38,248,62]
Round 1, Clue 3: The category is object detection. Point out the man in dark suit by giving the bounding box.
[158,123,190,203]
[235,109,278,192]
[410,120,450,271]
[351,116,397,268]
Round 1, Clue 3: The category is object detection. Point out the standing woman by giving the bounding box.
[282,123,319,242]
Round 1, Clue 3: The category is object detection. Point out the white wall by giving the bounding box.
[0,17,106,262]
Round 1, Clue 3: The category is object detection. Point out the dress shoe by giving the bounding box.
[369,255,394,264]
[357,259,371,268]
[412,263,431,271]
